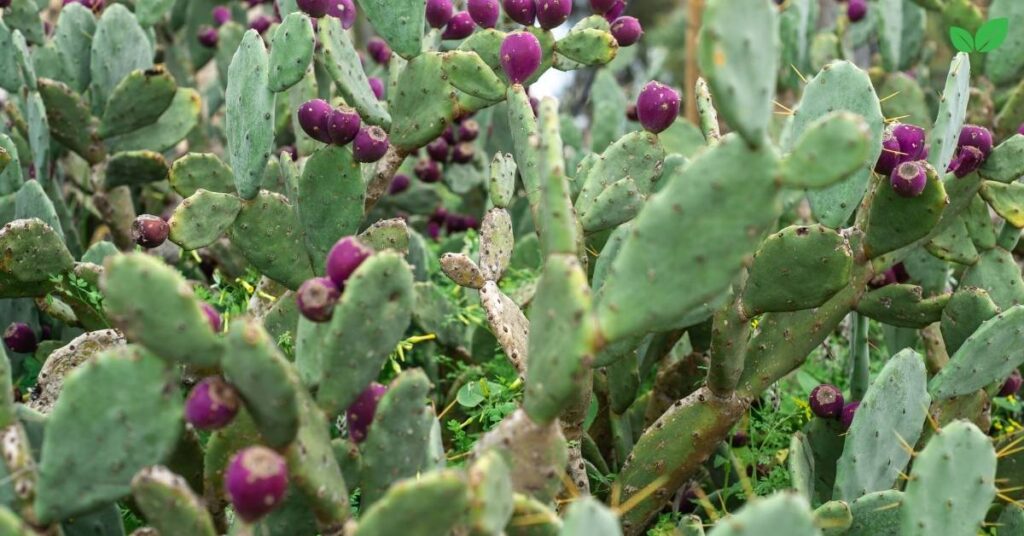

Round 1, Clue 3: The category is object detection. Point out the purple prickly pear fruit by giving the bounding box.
[3,323,36,354]
[426,0,455,28]
[636,81,680,134]
[891,123,926,162]
[678,485,698,514]
[327,106,361,146]
[500,32,543,84]
[225,446,288,522]
[415,158,443,183]
[809,384,844,419]
[352,126,390,163]
[949,145,985,178]
[442,126,457,145]
[452,142,475,164]
[626,103,638,121]
[503,0,536,26]
[875,128,902,175]
[958,124,993,157]
[426,221,442,240]
[890,161,927,198]
[296,277,341,322]
[603,0,625,22]
[445,213,470,232]
[442,11,475,40]
[198,26,219,48]
[589,0,617,14]
[426,138,450,162]
[889,262,910,283]
[325,236,373,287]
[249,15,272,34]
[1018,123,1024,136]
[328,0,355,28]
[346,382,387,443]
[212,6,231,26]
[610,16,642,46]
[367,37,391,64]
[389,174,411,194]
[840,401,860,430]
[39,324,52,341]
[536,0,571,30]
[468,0,500,28]
[297,0,329,17]
[201,303,223,333]
[458,119,480,142]
[1001,369,1023,397]
[847,0,866,22]
[132,215,169,248]
[368,77,385,100]
[730,431,749,448]
[185,376,240,430]
[298,99,334,143]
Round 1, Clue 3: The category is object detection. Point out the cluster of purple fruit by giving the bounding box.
[295,235,373,322]
[294,0,356,27]
[426,207,481,240]
[808,383,859,430]
[298,99,389,163]
[875,123,992,198]
[410,117,482,186]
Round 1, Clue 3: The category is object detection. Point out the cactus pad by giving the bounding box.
[268,13,315,93]
[229,191,314,290]
[297,146,364,270]
[169,152,236,197]
[168,189,243,251]
[98,67,176,139]
[226,30,276,200]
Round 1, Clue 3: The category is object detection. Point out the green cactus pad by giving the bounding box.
[589,69,627,154]
[98,67,176,139]
[390,52,456,151]
[980,180,1024,228]
[229,191,315,290]
[878,73,931,129]
[103,150,169,189]
[595,135,779,343]
[524,254,594,425]
[846,490,902,536]
[35,346,181,523]
[875,0,926,72]
[901,421,996,536]
[25,89,50,177]
[998,505,1024,536]
[223,317,300,448]
[89,5,153,110]
[440,252,486,289]
[354,0,423,59]
[48,4,95,94]
[579,178,643,233]
[0,505,34,535]
[742,225,853,315]
[940,286,999,355]
[285,391,350,529]
[926,215,978,264]
[0,219,73,297]
[576,131,665,218]
[131,466,216,536]
[169,152,236,197]
[318,17,391,129]
[788,432,814,503]
[313,251,413,414]
[215,21,246,89]
[779,111,872,189]
[706,493,816,536]
[928,53,971,175]
[561,496,621,535]
[103,88,201,153]
[813,500,852,534]
[959,247,1024,310]
[555,29,618,67]
[489,152,516,208]
[268,13,315,92]
[226,30,275,200]
[507,85,542,216]
[963,194,997,249]
[359,369,436,506]
[474,409,568,503]
[467,450,514,534]
[833,349,929,501]
[412,282,466,349]
[442,51,506,103]
[37,78,105,164]
[0,23,18,93]
[355,470,469,536]
[979,135,1024,183]
[296,146,364,269]
[983,0,1024,85]
[698,0,778,148]
[537,98,578,256]
[14,180,63,239]
[855,284,949,328]
[787,61,883,228]
[479,208,514,281]
[136,0,177,26]
[0,134,22,195]
[101,253,224,368]
[930,304,1024,399]
[358,218,410,255]
[863,169,947,259]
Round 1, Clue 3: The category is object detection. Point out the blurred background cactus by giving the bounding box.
[1,0,1024,534]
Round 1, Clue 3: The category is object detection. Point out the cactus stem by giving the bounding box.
[364,146,410,213]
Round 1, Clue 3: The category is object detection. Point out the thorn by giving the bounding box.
[692,486,721,522]
[998,446,1024,459]
[924,407,941,433]
[873,501,901,512]
[879,90,901,103]
[436,396,460,421]
[509,513,558,527]
[558,470,580,499]
[894,431,916,457]
[884,114,911,123]
[997,433,1024,458]
[999,486,1024,494]
[613,475,670,517]
[790,64,807,84]
[998,493,1024,509]
[897,470,911,481]
[773,100,795,114]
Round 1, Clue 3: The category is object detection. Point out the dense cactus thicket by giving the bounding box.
[4,0,1024,533]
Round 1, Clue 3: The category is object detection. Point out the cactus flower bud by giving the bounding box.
[326,236,373,287]
[452,142,475,164]
[389,174,411,194]
[501,32,542,84]
[3,323,36,354]
[352,126,390,163]
[225,446,288,522]
[636,81,680,134]
[891,123,926,162]
[468,0,500,28]
[298,99,333,143]
[212,6,231,26]
[589,0,617,14]
[458,119,480,142]
[948,145,985,179]
[427,138,450,162]
[346,382,387,442]
[1001,369,1023,397]
[367,37,391,64]
[610,16,642,46]
[415,158,443,183]
[296,277,341,322]
[840,401,860,430]
[537,0,571,29]
[132,215,169,248]
[603,0,625,22]
[958,124,993,157]
[198,26,219,48]
[201,303,223,333]
[426,0,454,28]
[326,106,361,146]
[890,160,927,198]
[503,0,536,26]
[185,376,240,430]
[368,76,385,100]
[249,15,272,34]
[847,0,867,22]
[809,384,844,419]
[442,11,475,40]
[296,0,328,17]
[328,0,356,28]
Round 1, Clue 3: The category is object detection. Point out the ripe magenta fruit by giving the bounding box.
[325,236,373,287]
[442,11,475,40]
[536,0,571,29]
[185,376,240,430]
[503,0,536,26]
[610,16,642,47]
[225,446,289,522]
[809,384,844,419]
[426,0,455,28]
[3,323,36,354]
[132,215,169,248]
[326,106,361,146]
[468,0,500,28]
[636,81,680,134]
[346,382,387,443]
[890,160,928,198]
[352,126,390,163]
[298,99,333,143]
[500,31,543,84]
[296,277,341,322]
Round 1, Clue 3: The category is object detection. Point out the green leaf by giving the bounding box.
[456,380,503,408]
[975,17,1009,52]
[950,26,975,52]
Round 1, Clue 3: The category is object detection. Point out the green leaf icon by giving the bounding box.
[975,17,1009,52]
[950,26,975,53]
